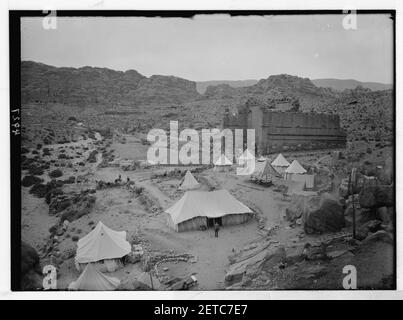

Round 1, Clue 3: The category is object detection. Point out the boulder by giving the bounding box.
[359,185,394,209]
[21,242,42,290]
[361,230,393,245]
[303,193,345,234]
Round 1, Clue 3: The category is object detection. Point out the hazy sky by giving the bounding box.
[21,14,393,83]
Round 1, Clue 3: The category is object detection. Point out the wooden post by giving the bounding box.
[149,271,154,290]
[349,168,357,239]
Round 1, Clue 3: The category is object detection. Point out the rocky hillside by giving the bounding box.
[196,79,258,94]
[312,78,392,91]
[21,61,201,106]
[202,74,338,110]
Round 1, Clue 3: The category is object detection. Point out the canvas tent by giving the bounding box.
[284,159,307,180]
[165,190,253,232]
[68,263,120,291]
[271,153,290,175]
[252,159,282,181]
[179,170,200,190]
[214,154,232,172]
[75,221,131,266]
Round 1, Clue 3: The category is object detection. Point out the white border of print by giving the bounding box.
[1,0,401,300]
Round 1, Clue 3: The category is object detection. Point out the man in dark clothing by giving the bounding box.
[214,222,220,238]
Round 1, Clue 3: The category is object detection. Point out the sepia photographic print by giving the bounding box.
[10,9,396,293]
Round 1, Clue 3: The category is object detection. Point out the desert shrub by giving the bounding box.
[43,137,52,145]
[58,153,68,159]
[28,166,44,176]
[45,187,63,205]
[29,183,48,198]
[72,235,79,242]
[31,150,39,155]
[21,147,29,154]
[68,116,77,121]
[140,138,150,146]
[36,143,42,150]
[63,176,75,184]
[49,169,63,178]
[87,150,98,163]
[22,175,43,187]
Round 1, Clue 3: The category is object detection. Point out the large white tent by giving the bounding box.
[68,263,120,291]
[165,190,253,232]
[179,170,200,190]
[75,221,131,264]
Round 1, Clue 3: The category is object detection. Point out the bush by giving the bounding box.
[28,166,44,176]
[64,176,76,184]
[49,169,63,178]
[29,183,48,198]
[45,187,63,205]
[22,175,43,187]
[58,153,68,159]
[21,147,29,154]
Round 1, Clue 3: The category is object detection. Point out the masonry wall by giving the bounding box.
[223,108,346,154]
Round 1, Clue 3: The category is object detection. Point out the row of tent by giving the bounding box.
[186,152,308,184]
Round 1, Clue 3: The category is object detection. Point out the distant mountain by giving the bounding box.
[312,78,392,91]
[196,80,258,94]
[21,61,201,106]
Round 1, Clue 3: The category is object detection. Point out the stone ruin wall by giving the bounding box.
[223,107,346,154]
[261,111,346,154]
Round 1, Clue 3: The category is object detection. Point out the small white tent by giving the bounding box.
[252,159,282,181]
[271,153,290,176]
[68,263,120,291]
[284,159,307,180]
[165,190,253,232]
[179,170,200,190]
[75,221,131,265]
[214,154,232,172]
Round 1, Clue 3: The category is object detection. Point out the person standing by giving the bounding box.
[214,222,220,238]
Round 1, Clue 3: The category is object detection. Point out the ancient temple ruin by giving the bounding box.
[223,99,346,154]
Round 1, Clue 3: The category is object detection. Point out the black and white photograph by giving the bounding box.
[8,7,397,294]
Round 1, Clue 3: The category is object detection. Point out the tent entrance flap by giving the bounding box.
[207,217,222,227]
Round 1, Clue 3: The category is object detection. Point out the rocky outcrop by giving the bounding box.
[21,242,43,290]
[135,75,200,104]
[21,61,200,106]
[204,84,239,99]
[303,193,345,234]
